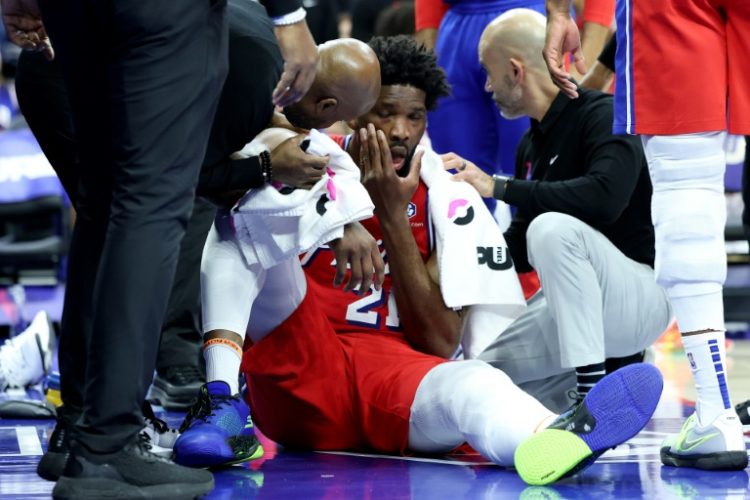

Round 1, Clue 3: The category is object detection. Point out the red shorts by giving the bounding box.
[241,279,446,454]
[614,0,750,135]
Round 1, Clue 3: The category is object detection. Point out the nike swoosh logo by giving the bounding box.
[678,432,719,451]
[550,155,559,165]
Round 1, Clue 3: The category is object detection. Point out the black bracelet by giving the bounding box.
[259,150,273,183]
[492,174,512,200]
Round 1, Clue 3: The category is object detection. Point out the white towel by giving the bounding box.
[419,147,526,358]
[231,129,374,269]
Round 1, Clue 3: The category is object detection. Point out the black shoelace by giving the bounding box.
[141,401,169,434]
[179,388,240,433]
[135,432,172,463]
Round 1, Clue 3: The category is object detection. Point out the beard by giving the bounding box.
[283,103,319,130]
[493,76,524,120]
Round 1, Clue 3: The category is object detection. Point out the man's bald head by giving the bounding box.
[283,39,381,130]
[478,9,558,120]
[479,9,547,72]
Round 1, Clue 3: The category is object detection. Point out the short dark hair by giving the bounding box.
[367,35,450,111]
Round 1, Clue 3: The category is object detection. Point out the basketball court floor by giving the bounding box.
[2,337,750,499]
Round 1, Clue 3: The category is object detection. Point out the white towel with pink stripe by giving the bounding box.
[419,147,527,358]
[231,129,374,269]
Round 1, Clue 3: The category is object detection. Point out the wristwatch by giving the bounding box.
[492,174,513,201]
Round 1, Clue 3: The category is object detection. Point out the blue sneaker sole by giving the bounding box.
[174,435,264,468]
[578,363,663,451]
[515,363,663,485]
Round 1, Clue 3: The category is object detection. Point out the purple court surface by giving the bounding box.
[2,347,750,500]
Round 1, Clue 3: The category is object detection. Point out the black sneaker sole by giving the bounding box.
[660,446,749,470]
[37,450,68,481]
[52,476,215,500]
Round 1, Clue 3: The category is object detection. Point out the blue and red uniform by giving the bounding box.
[614,0,750,135]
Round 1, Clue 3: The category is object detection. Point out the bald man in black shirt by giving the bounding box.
[444,9,672,412]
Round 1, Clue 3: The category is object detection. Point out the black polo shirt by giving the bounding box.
[500,88,655,273]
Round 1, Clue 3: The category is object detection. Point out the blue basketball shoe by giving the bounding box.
[514,363,663,485]
[173,381,263,468]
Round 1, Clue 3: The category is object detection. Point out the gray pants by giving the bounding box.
[479,213,672,412]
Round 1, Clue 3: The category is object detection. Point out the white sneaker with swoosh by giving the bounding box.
[661,410,748,470]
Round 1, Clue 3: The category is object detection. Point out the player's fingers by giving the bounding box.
[376,130,395,178]
[372,247,385,292]
[346,255,363,293]
[359,254,373,296]
[366,124,382,174]
[358,128,371,175]
[333,253,347,287]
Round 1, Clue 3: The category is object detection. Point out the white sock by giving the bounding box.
[203,340,242,395]
[408,360,555,466]
[681,330,731,425]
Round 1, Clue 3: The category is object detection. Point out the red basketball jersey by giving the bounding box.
[301,134,433,337]
[300,179,432,337]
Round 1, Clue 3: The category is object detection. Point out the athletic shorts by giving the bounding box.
[241,277,447,454]
[614,0,750,135]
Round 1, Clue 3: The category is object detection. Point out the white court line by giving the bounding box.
[16,426,43,456]
[317,451,493,466]
[0,426,43,456]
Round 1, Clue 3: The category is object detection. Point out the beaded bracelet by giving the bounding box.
[260,150,273,183]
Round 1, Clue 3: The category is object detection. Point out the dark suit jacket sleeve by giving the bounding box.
[259,0,304,18]
[197,156,265,198]
[503,100,644,228]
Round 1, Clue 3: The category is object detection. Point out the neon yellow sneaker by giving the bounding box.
[661,410,747,470]
[514,363,663,485]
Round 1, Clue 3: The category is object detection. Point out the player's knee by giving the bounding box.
[651,188,726,290]
[645,133,725,188]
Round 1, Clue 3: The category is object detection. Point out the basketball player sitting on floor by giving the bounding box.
[176,36,664,486]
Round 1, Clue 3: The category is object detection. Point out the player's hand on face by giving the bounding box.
[272,22,319,108]
[441,152,494,198]
[270,134,328,188]
[358,124,423,221]
[543,12,584,99]
[1,0,54,60]
[328,221,385,294]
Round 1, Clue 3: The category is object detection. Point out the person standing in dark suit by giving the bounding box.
[14,0,328,414]
[2,0,320,498]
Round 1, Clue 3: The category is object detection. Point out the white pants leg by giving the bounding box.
[408,360,555,467]
[200,209,305,342]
